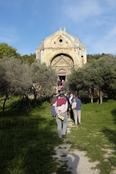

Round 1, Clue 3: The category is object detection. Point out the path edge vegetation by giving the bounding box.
[65,100,116,174]
[0,43,116,173]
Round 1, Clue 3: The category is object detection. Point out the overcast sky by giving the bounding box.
[0,0,116,55]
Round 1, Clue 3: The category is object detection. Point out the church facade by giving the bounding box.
[36,28,87,81]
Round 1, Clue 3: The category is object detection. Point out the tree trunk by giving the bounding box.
[89,88,94,103]
[99,90,103,104]
[90,95,93,103]
[34,90,37,102]
[2,94,8,112]
[23,94,30,109]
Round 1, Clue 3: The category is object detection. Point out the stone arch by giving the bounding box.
[36,29,87,80]
[50,53,74,80]
[50,53,74,67]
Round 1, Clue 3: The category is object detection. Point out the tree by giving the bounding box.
[0,43,19,59]
[20,54,36,64]
[97,56,116,99]
[0,64,9,112]
[67,55,116,103]
[31,62,57,101]
[87,53,114,63]
[0,58,32,111]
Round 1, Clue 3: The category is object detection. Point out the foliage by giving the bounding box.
[0,63,8,95]
[66,100,116,174]
[87,53,115,63]
[31,62,57,98]
[0,57,57,111]
[0,58,33,111]
[2,58,32,95]
[67,55,116,101]
[0,98,115,174]
[0,101,61,174]
[20,54,36,64]
[0,42,36,64]
[0,43,19,59]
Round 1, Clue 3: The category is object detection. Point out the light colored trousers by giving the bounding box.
[56,112,68,138]
[73,110,81,125]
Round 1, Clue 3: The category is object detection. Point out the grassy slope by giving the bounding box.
[0,100,62,174]
[0,99,115,174]
[66,100,116,174]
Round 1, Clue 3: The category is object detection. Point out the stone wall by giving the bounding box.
[36,28,87,77]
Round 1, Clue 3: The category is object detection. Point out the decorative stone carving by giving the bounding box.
[36,28,87,79]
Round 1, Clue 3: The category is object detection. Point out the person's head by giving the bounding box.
[59,90,65,97]
[70,93,73,97]
[73,91,78,97]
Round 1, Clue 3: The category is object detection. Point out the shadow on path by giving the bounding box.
[67,153,80,174]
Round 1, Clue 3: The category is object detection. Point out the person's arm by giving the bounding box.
[53,102,59,115]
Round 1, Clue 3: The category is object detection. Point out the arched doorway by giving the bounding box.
[58,69,66,81]
[50,53,74,81]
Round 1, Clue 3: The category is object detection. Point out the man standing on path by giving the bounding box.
[53,91,68,138]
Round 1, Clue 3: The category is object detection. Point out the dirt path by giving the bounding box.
[52,118,100,174]
[52,143,100,174]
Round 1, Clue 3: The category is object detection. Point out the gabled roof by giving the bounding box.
[37,28,85,50]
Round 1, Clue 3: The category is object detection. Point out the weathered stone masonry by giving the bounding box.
[36,28,87,80]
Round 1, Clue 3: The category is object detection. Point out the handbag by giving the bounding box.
[58,115,64,121]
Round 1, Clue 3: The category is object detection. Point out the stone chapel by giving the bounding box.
[36,28,87,81]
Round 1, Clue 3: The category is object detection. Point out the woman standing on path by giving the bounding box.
[53,91,68,138]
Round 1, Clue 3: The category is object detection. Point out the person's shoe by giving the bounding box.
[62,134,66,138]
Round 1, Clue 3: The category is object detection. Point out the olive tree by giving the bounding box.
[0,58,32,111]
[67,56,116,103]
[31,62,57,101]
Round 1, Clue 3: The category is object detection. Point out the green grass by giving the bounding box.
[0,99,63,174]
[0,98,116,174]
[66,100,116,174]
